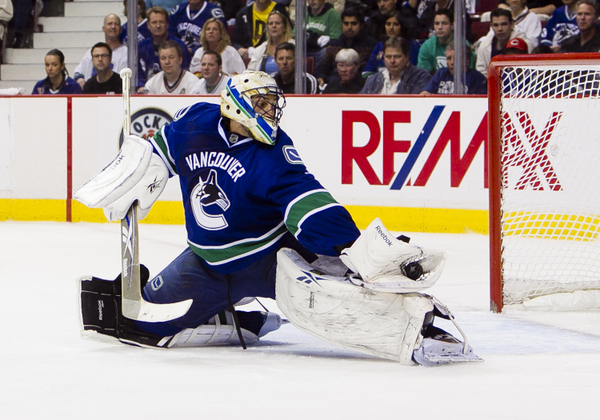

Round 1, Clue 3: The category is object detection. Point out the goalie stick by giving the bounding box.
[118,68,192,322]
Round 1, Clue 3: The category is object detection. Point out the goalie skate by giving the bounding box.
[413,333,483,367]
[412,300,483,366]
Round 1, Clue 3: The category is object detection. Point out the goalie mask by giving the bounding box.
[221,70,286,145]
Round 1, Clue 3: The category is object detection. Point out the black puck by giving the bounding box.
[404,262,423,280]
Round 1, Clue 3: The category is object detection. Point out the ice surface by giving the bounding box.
[1,222,600,419]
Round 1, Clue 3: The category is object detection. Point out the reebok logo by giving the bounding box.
[375,225,393,246]
[147,175,163,194]
[296,270,324,288]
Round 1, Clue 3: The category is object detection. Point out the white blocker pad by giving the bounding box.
[102,154,169,221]
[276,248,434,365]
[340,218,447,293]
[74,135,154,208]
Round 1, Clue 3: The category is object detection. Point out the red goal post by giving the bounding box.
[488,53,600,312]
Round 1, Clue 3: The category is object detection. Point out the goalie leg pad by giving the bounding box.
[79,266,171,347]
[276,248,483,366]
[276,248,434,365]
[79,270,279,348]
[340,218,446,293]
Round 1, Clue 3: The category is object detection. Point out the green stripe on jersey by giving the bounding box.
[286,191,339,236]
[151,129,177,174]
[188,223,289,266]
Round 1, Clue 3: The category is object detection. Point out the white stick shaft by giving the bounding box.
[119,68,142,318]
[121,69,131,137]
[117,68,192,322]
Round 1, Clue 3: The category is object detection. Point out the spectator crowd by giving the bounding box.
[7,0,600,96]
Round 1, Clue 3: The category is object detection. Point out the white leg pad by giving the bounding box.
[160,325,259,348]
[276,248,434,365]
[158,312,259,348]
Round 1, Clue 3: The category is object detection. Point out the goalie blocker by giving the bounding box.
[74,135,169,221]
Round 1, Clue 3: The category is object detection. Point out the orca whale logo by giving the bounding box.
[190,169,230,230]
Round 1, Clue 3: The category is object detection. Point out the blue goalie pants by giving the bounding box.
[137,233,314,337]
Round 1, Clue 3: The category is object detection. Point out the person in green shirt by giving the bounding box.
[417,8,454,74]
[305,0,343,58]
[417,8,475,75]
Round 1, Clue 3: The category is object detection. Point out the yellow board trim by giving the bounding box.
[1,199,489,234]
[0,199,66,221]
[345,205,488,233]
[70,200,186,224]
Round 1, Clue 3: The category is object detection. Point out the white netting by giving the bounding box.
[499,65,600,305]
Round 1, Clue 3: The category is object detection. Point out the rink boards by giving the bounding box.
[0,94,489,233]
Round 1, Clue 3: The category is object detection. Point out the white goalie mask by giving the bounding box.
[221,70,286,145]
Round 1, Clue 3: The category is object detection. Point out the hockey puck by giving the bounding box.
[404,262,423,280]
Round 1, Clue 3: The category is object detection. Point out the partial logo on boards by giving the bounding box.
[119,107,173,146]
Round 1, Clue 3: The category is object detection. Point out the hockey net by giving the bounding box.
[488,54,600,312]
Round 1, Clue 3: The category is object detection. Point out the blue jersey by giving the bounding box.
[120,19,152,44]
[424,68,487,95]
[150,102,360,274]
[137,35,191,87]
[363,40,420,75]
[32,76,83,94]
[169,2,226,54]
[541,6,579,47]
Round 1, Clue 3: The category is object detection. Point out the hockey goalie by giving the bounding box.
[75,70,481,366]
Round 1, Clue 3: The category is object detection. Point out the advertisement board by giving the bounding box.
[0,95,489,232]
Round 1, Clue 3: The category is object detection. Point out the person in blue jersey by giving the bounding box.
[138,6,191,90]
[420,42,487,96]
[76,71,467,364]
[77,70,361,347]
[120,0,152,44]
[32,49,83,95]
[540,0,579,51]
[559,0,600,53]
[361,36,431,95]
[168,0,227,55]
[362,10,421,77]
